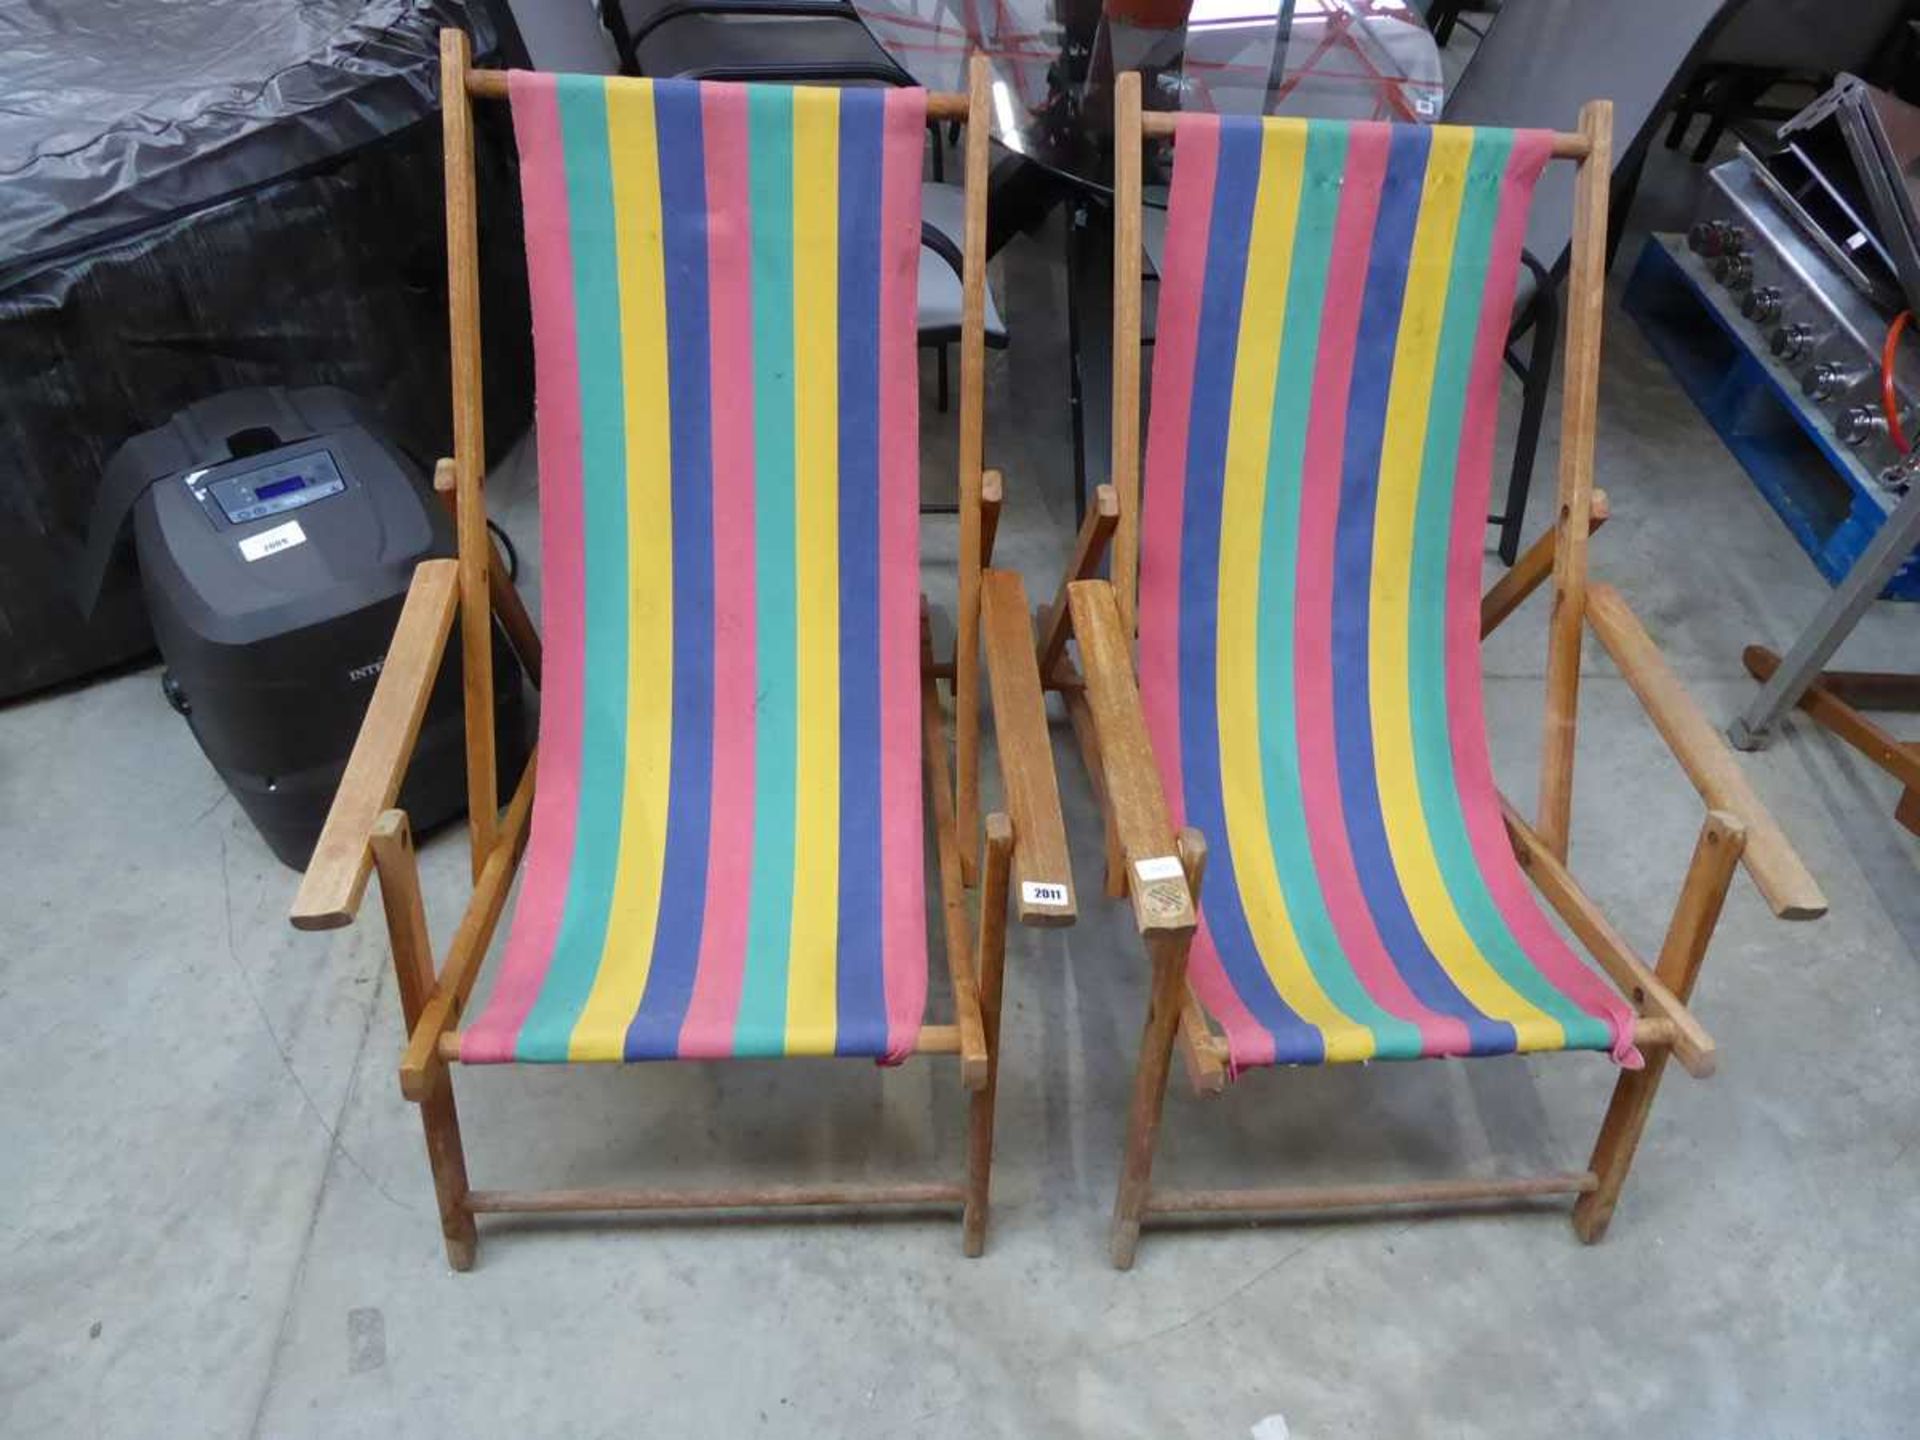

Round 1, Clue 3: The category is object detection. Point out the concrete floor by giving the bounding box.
[6,129,1920,1438]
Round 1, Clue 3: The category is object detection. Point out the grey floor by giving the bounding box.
[7,130,1920,1438]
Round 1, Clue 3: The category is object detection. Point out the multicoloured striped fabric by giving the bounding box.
[461,75,929,1064]
[1137,114,1639,1071]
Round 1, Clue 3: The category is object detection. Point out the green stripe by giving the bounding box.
[1256,122,1425,1056]
[734,87,800,1051]
[518,76,631,1058]
[1407,129,1608,1045]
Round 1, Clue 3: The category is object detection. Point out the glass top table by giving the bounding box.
[857,0,1444,189]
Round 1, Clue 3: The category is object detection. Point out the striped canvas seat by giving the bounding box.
[461,76,929,1064]
[1137,114,1639,1071]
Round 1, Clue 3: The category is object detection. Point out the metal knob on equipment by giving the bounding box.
[1770,322,1816,360]
[1688,220,1748,258]
[1837,406,1886,445]
[1742,286,1784,323]
[1713,250,1754,288]
[1802,361,1849,399]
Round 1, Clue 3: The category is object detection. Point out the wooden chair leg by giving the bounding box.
[1573,810,1744,1243]
[1897,786,1920,837]
[1110,926,1195,1269]
[371,811,479,1270]
[418,1083,479,1271]
[963,814,1015,1256]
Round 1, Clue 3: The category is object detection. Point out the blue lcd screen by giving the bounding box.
[255,475,308,501]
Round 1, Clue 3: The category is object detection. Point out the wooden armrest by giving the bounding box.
[979,569,1076,926]
[290,559,460,931]
[1584,584,1828,920]
[1501,798,1716,1079]
[1038,484,1120,686]
[1066,579,1197,937]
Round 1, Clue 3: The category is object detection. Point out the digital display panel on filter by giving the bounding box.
[254,475,308,501]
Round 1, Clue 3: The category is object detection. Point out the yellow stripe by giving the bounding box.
[784,88,841,1050]
[1368,128,1565,1045]
[571,81,676,1060]
[1217,122,1373,1062]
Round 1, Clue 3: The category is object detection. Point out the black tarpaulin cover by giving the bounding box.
[0,0,533,699]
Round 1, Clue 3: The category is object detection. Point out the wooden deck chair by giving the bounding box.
[1044,76,1830,1269]
[288,38,1074,1268]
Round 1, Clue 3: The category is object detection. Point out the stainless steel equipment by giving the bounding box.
[1685,76,1920,494]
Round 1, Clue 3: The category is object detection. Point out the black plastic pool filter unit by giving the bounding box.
[81,387,527,868]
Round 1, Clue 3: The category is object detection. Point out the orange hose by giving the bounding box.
[1883,309,1912,454]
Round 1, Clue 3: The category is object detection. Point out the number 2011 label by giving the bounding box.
[1022,881,1070,908]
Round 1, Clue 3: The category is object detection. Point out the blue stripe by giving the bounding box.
[833,90,888,1055]
[624,80,716,1059]
[1328,124,1514,1055]
[518,76,629,1060]
[1177,117,1323,1064]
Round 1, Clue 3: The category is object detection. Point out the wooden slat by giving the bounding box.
[488,553,544,691]
[1536,99,1614,860]
[1112,74,1146,637]
[370,811,478,1265]
[1067,580,1196,936]
[1743,647,1920,789]
[980,570,1076,925]
[1138,109,1590,155]
[1173,827,1227,1095]
[1500,798,1716,1079]
[399,752,538,1099]
[438,459,546,691]
[1480,490,1609,639]
[1038,483,1120,687]
[370,813,437,1029]
[1573,809,1745,1241]
[462,67,974,116]
[1587,586,1828,919]
[441,1021,969,1062]
[468,1183,965,1212]
[923,605,988,1090]
[1060,665,1127,898]
[1145,1173,1598,1214]
[1805,668,1920,712]
[291,560,460,930]
[441,30,498,878]
[953,56,992,886]
[964,812,1015,1254]
[979,467,1002,568]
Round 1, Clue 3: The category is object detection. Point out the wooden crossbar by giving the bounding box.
[1145,1172,1598,1215]
[438,1023,967,1062]
[1136,109,1591,157]
[468,1183,966,1214]
[463,68,971,119]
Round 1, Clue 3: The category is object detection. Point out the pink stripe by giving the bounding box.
[1289,123,1470,1050]
[878,87,930,1060]
[1442,130,1640,1064]
[1136,118,1269,1061]
[675,84,760,1057]
[462,73,588,1063]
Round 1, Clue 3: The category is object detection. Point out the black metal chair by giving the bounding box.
[1665,0,1913,163]
[604,0,918,84]
[1443,0,1744,561]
